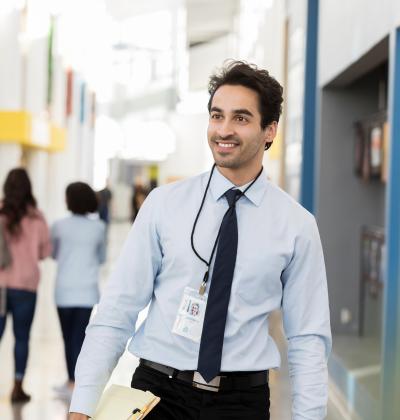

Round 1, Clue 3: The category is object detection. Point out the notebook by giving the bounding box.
[92,384,160,420]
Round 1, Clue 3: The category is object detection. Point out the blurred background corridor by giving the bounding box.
[1,0,400,419]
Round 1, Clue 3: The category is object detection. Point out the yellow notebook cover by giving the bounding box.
[92,384,160,420]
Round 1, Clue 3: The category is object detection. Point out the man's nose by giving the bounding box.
[216,121,235,139]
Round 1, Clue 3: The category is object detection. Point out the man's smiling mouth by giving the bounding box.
[217,143,237,148]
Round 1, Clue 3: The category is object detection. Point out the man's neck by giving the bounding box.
[216,165,262,187]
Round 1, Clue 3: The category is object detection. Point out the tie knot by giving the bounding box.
[224,189,242,207]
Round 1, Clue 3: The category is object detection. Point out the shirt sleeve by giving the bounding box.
[69,189,163,417]
[97,222,107,264]
[281,214,332,420]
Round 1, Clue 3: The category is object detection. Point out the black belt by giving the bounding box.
[139,359,269,393]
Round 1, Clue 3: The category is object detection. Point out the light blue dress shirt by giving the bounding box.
[70,168,331,419]
[51,215,106,307]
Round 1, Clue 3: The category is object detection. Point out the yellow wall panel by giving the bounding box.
[269,131,282,160]
[0,111,31,144]
[0,111,66,152]
[49,125,66,152]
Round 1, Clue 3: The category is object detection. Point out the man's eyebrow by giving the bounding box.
[233,108,254,117]
[210,107,254,117]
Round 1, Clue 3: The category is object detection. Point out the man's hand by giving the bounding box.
[69,413,90,420]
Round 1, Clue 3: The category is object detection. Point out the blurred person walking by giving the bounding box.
[131,183,148,223]
[0,168,52,403]
[97,181,112,227]
[51,182,106,399]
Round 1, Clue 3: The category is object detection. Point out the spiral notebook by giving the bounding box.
[92,384,160,420]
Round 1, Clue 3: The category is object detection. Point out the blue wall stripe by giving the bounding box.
[382,27,400,420]
[300,0,319,214]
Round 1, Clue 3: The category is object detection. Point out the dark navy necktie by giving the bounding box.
[197,188,242,382]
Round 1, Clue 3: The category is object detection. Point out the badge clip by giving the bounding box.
[199,281,207,296]
[198,271,209,296]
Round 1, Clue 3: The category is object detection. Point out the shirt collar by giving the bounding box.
[207,166,269,207]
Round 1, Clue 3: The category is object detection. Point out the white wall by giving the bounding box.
[0,9,23,189]
[159,111,210,183]
[23,34,51,214]
[189,34,236,90]
[236,0,287,186]
[236,0,284,75]
[319,0,400,87]
[24,37,48,115]
[0,9,22,109]
[26,150,49,215]
[0,145,22,193]
[257,1,286,82]
[282,0,307,199]
[47,55,68,222]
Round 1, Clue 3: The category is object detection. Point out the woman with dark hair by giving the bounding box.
[0,168,52,403]
[51,182,106,399]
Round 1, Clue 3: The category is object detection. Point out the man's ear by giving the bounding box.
[264,141,273,151]
[264,122,278,151]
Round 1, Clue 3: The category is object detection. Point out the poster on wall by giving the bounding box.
[359,225,385,336]
[361,124,371,181]
[354,112,387,182]
[381,121,389,182]
[369,124,383,177]
[361,225,385,298]
[66,69,73,117]
[354,122,364,176]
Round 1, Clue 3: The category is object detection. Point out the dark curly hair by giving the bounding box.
[0,168,37,236]
[66,182,98,215]
[208,60,283,150]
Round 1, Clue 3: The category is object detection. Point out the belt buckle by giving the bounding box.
[192,372,220,392]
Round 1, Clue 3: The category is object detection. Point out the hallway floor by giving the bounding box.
[0,223,347,419]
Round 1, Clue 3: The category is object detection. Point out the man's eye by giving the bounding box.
[211,114,222,119]
[235,115,247,122]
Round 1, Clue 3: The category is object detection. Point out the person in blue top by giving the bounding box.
[51,182,106,398]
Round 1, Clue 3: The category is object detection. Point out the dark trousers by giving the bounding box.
[0,288,37,379]
[131,364,270,420]
[57,307,92,381]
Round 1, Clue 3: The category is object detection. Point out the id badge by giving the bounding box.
[172,287,208,343]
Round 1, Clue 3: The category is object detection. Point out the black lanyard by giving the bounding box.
[190,164,263,294]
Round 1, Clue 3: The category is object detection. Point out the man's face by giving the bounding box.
[207,84,275,172]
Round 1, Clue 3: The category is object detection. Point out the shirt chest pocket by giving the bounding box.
[233,253,285,306]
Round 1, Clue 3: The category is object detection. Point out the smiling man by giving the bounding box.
[208,83,276,184]
[69,61,331,420]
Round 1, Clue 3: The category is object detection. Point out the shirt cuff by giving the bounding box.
[69,385,103,418]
